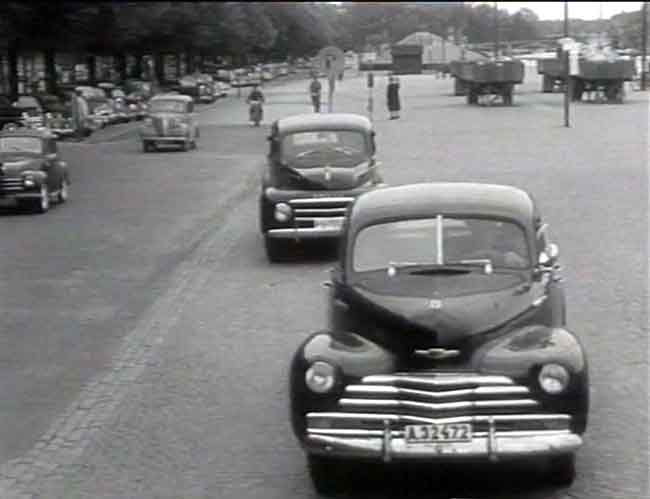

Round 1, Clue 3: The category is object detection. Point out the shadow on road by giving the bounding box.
[334,461,567,499]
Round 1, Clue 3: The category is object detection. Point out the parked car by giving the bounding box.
[260,113,384,262]
[140,94,199,152]
[214,81,230,98]
[75,86,114,128]
[289,182,589,494]
[123,79,156,100]
[0,128,70,212]
[13,95,46,129]
[0,95,25,131]
[40,94,76,138]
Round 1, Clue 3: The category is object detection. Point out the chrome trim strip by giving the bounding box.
[338,398,539,412]
[436,213,443,264]
[307,428,572,438]
[306,412,570,426]
[362,374,516,387]
[294,208,348,215]
[289,197,355,205]
[344,385,531,399]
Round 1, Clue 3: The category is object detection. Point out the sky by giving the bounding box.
[473,2,642,21]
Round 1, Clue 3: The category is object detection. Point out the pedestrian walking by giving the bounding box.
[309,75,322,113]
[387,74,401,119]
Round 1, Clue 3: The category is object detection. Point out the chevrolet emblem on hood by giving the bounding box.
[428,298,443,309]
[413,348,460,360]
[324,166,332,183]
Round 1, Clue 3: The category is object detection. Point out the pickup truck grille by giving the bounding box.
[308,372,571,434]
[289,197,355,225]
[0,178,24,194]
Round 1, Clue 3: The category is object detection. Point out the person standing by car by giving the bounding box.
[309,75,322,113]
[71,89,89,139]
[386,74,401,120]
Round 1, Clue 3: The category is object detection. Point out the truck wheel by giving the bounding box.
[547,454,576,486]
[542,75,553,93]
[307,456,349,496]
[264,235,288,263]
[142,141,151,153]
[467,89,477,105]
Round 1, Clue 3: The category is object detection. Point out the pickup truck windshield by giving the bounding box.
[281,130,368,167]
[353,217,531,272]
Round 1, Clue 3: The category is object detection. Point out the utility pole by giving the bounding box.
[564,1,570,127]
[642,1,648,91]
[494,2,499,58]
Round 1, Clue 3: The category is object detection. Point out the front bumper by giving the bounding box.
[267,225,344,239]
[305,427,582,462]
[140,135,188,143]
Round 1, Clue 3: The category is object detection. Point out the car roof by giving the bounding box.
[150,94,193,103]
[349,183,538,231]
[275,113,373,135]
[0,128,54,140]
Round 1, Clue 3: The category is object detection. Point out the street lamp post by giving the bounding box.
[494,2,499,58]
[564,1,570,128]
[642,1,648,91]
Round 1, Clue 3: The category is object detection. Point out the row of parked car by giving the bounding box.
[214,62,296,88]
[0,79,158,139]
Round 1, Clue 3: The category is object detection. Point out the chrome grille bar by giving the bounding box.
[289,197,355,205]
[362,374,516,389]
[339,398,539,412]
[345,384,531,400]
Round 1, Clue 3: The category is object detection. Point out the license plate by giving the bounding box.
[404,423,472,444]
[314,217,343,231]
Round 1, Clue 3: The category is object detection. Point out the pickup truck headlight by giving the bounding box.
[305,361,336,394]
[144,117,153,126]
[274,202,292,222]
[538,363,570,394]
[22,174,36,188]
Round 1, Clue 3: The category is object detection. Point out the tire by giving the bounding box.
[180,140,188,152]
[264,235,288,263]
[142,141,150,153]
[57,177,69,204]
[33,184,50,214]
[307,455,349,496]
[547,454,576,487]
[542,75,553,93]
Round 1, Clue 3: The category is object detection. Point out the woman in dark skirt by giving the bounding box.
[386,74,401,119]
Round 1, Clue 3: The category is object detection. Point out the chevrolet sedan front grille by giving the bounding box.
[307,372,571,434]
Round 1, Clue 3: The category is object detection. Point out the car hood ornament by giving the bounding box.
[324,165,332,183]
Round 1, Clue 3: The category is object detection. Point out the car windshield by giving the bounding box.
[149,100,187,113]
[15,97,40,109]
[281,130,368,167]
[353,216,531,272]
[0,136,42,154]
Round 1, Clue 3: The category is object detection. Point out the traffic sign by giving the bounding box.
[318,46,345,80]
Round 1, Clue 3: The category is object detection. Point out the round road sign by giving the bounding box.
[318,46,345,79]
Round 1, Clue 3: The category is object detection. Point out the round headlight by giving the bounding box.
[23,175,36,188]
[538,363,570,394]
[274,202,292,222]
[305,361,336,394]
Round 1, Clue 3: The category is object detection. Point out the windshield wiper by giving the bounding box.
[295,149,323,158]
[386,261,475,277]
[386,260,493,276]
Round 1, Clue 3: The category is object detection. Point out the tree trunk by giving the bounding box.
[186,49,194,73]
[154,52,164,84]
[8,42,18,102]
[86,55,96,85]
[132,54,143,79]
[44,49,57,94]
[116,53,127,82]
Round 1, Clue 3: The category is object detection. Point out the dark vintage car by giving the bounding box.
[140,94,199,152]
[260,113,384,261]
[0,129,70,213]
[289,183,589,494]
[0,95,25,131]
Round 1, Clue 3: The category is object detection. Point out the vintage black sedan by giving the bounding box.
[289,183,589,494]
[0,129,70,213]
[260,113,384,261]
